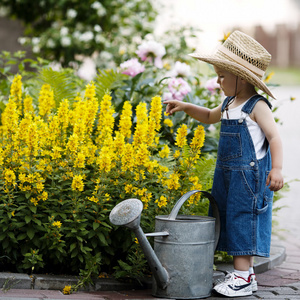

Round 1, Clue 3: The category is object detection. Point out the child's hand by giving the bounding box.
[163,100,186,115]
[266,168,284,191]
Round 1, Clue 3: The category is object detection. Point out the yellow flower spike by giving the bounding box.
[118,101,132,138]
[190,125,205,150]
[24,95,34,114]
[9,74,23,110]
[133,102,148,148]
[38,84,55,117]
[71,175,84,192]
[147,96,162,146]
[96,94,115,145]
[175,124,188,148]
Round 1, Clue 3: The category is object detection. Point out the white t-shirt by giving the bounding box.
[222,101,267,159]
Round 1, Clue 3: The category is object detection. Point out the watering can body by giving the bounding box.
[109,190,220,299]
[151,214,216,299]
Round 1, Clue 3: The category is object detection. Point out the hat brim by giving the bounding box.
[189,53,275,99]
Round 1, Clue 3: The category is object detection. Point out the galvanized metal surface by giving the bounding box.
[109,190,220,300]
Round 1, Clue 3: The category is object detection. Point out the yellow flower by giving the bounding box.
[11,211,15,217]
[24,95,34,114]
[175,124,188,148]
[38,84,55,117]
[88,196,99,203]
[164,118,173,127]
[71,175,84,191]
[74,152,85,168]
[52,221,62,228]
[264,71,275,83]
[62,285,72,295]
[4,169,16,185]
[118,101,132,138]
[190,125,205,150]
[173,150,180,159]
[30,198,39,206]
[96,94,115,145]
[133,102,148,147]
[9,74,23,108]
[148,95,162,146]
[220,31,231,43]
[155,195,168,208]
[159,145,170,158]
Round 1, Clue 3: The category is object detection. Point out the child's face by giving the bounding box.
[214,66,238,96]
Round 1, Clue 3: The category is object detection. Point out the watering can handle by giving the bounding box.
[168,190,220,250]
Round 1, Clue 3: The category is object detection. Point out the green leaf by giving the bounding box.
[93,222,100,231]
[70,243,77,252]
[39,68,78,107]
[97,232,108,246]
[25,215,32,224]
[27,227,35,240]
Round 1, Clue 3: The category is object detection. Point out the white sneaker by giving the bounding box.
[249,273,258,292]
[213,272,252,297]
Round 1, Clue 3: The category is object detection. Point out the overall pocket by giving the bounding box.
[255,171,274,215]
[218,132,242,161]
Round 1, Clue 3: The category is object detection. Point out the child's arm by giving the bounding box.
[164,100,222,124]
[252,100,284,192]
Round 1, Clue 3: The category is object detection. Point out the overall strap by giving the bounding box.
[221,96,235,112]
[241,94,272,114]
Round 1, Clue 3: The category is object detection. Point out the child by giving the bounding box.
[164,31,284,297]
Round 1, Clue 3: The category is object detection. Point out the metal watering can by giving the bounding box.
[109,190,220,299]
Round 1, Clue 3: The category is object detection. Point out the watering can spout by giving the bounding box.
[109,199,169,289]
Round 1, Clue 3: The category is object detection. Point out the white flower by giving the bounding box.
[61,36,71,47]
[168,61,191,78]
[32,45,40,53]
[79,31,94,42]
[18,37,27,45]
[32,37,40,45]
[46,39,56,48]
[77,57,97,81]
[91,1,102,9]
[99,51,113,61]
[73,31,81,39]
[95,34,106,44]
[67,9,77,19]
[136,40,166,69]
[60,27,69,36]
[94,25,102,32]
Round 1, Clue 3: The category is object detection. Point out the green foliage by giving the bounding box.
[0,0,158,67]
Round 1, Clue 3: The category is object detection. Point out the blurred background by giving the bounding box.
[0,0,299,240]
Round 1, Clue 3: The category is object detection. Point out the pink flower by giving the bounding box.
[120,58,145,77]
[136,40,166,69]
[205,77,220,94]
[163,77,191,101]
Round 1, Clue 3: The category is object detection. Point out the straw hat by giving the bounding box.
[189,31,275,99]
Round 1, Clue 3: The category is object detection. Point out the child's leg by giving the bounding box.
[233,255,251,271]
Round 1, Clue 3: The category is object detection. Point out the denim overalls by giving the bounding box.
[211,94,274,257]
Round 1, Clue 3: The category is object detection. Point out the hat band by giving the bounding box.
[218,45,265,78]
